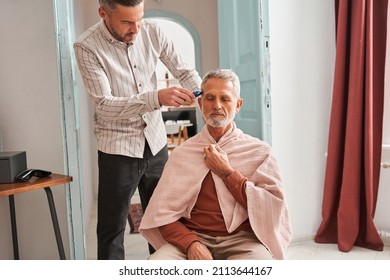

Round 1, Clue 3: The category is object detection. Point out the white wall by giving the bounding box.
[0,0,69,259]
[375,6,390,235]
[383,6,390,146]
[376,147,390,234]
[269,0,335,240]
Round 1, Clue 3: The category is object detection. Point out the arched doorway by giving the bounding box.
[147,18,196,89]
[145,12,204,136]
[145,11,202,75]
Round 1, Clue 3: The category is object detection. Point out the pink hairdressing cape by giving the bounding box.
[139,122,292,259]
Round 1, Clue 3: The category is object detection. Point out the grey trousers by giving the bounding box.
[149,231,274,260]
[97,144,168,260]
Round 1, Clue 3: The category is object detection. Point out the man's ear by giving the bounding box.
[197,97,203,111]
[236,98,243,113]
[98,7,107,19]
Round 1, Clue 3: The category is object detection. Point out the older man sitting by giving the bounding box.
[139,69,292,260]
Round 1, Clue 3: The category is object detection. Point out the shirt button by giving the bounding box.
[134,65,137,68]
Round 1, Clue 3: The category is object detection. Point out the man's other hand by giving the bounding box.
[187,241,213,260]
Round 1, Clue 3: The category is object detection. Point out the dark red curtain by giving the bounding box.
[314,0,388,252]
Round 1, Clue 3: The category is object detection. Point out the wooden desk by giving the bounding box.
[0,173,72,260]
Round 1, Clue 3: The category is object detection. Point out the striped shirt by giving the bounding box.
[73,19,201,157]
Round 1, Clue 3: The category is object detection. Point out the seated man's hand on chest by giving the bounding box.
[203,144,235,179]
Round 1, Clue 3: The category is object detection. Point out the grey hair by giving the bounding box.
[201,69,241,97]
[99,0,143,11]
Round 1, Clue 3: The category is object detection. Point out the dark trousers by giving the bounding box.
[97,144,168,260]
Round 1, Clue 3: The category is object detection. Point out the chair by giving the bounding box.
[176,120,193,142]
[164,122,182,151]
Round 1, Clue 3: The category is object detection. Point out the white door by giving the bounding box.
[218,0,271,143]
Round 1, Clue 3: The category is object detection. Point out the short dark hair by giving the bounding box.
[99,0,143,11]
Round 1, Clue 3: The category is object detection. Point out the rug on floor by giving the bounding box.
[128,203,143,234]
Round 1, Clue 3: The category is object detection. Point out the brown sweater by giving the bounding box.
[159,170,253,252]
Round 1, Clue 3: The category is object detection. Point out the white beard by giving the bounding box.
[204,111,236,128]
